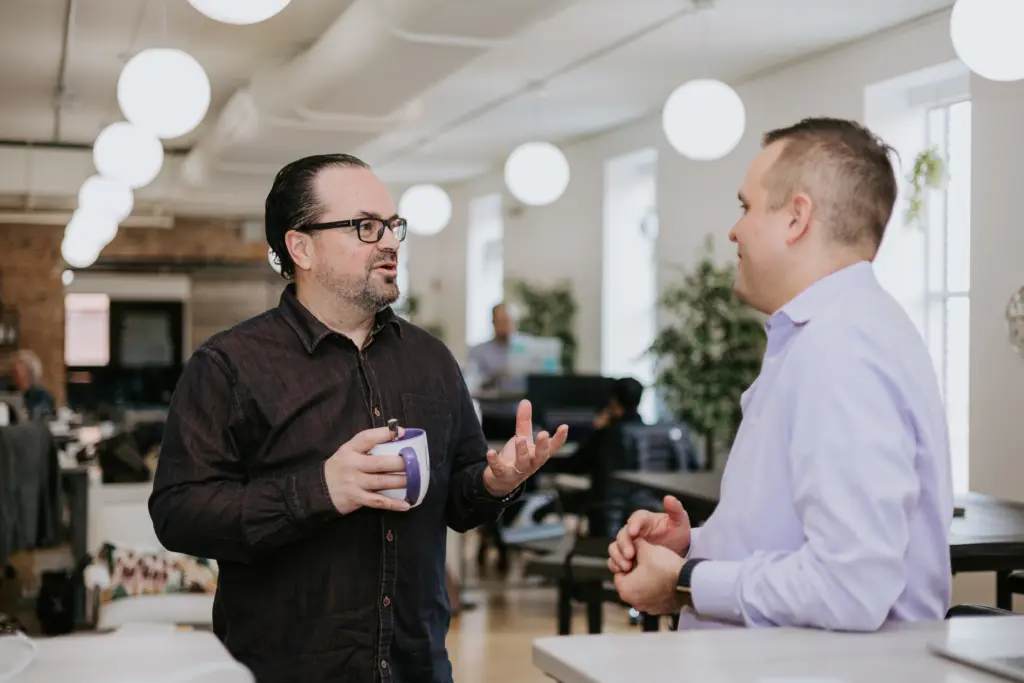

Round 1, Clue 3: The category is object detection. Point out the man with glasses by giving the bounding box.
[150,153,568,683]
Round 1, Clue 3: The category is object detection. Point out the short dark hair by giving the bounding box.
[761,117,898,250]
[265,153,370,279]
[611,377,644,416]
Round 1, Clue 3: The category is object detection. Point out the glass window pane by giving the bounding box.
[925,296,946,398]
[945,295,970,494]
[945,100,971,294]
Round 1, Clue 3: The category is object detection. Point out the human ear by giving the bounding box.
[286,231,313,272]
[786,192,813,245]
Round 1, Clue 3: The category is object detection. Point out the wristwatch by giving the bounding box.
[676,558,706,608]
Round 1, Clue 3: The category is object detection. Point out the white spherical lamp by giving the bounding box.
[66,207,118,248]
[93,122,164,189]
[78,175,134,223]
[187,0,292,25]
[503,142,570,206]
[268,247,282,275]
[662,79,746,161]
[399,184,452,236]
[951,0,1024,82]
[118,48,211,139]
[62,220,103,269]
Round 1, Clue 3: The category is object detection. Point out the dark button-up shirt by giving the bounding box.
[149,284,518,683]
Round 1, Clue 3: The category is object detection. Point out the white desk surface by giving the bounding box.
[12,628,253,683]
[534,615,1024,683]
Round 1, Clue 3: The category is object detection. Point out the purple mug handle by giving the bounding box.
[399,447,421,505]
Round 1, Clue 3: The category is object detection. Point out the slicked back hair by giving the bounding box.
[761,117,898,251]
[265,153,371,279]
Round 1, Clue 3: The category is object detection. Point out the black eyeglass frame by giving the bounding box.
[296,216,408,243]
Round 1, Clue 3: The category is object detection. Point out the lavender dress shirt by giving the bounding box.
[682,261,953,631]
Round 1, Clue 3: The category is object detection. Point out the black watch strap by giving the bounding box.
[676,558,706,593]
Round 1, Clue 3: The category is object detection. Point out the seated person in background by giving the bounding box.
[608,118,953,632]
[542,377,645,536]
[10,350,56,421]
[467,302,525,394]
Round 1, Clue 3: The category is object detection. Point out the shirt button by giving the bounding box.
[374,407,381,417]
[382,596,391,607]
[381,661,388,670]
[386,530,393,542]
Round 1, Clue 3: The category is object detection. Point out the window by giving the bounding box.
[465,193,504,347]
[602,148,658,422]
[64,293,110,366]
[396,238,410,311]
[924,99,972,495]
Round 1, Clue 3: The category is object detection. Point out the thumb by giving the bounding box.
[663,496,687,524]
[347,426,404,453]
[634,539,650,562]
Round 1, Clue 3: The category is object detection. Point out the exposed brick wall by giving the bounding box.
[0,218,267,407]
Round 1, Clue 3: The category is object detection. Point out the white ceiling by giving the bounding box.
[0,0,955,217]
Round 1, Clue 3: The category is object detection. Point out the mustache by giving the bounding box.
[370,249,398,268]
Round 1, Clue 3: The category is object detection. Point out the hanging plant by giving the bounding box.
[904,147,945,227]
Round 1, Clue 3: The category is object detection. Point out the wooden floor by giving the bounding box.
[447,582,636,683]
[447,541,638,683]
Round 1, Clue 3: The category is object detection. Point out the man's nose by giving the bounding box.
[380,225,401,249]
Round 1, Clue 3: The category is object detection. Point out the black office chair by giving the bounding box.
[946,604,1015,618]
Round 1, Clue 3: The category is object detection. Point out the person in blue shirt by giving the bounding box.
[10,350,56,421]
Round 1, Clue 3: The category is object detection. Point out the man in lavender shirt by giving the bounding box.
[608,117,953,631]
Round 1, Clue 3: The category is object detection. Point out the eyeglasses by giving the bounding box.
[299,216,407,243]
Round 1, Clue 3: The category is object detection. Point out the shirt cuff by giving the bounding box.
[690,559,744,625]
[285,460,339,523]
[474,465,523,506]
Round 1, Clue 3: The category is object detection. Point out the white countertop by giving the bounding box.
[5,627,253,683]
[534,615,1024,682]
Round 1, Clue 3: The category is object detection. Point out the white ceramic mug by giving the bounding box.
[369,428,430,508]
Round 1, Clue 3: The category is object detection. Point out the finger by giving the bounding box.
[360,492,411,513]
[548,424,569,453]
[515,399,534,443]
[347,426,406,453]
[361,473,408,491]
[627,511,653,537]
[616,526,636,561]
[664,495,687,523]
[513,435,531,473]
[485,449,500,472]
[358,455,405,473]
[608,541,631,573]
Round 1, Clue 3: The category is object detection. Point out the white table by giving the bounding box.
[7,627,253,682]
[534,615,1024,682]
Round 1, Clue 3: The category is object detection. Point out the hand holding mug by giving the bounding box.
[323,426,412,515]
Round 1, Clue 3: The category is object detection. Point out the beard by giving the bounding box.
[315,250,400,312]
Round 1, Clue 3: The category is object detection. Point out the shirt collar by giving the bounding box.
[277,283,402,354]
[770,260,875,328]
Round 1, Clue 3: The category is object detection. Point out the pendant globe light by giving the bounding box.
[118,48,211,139]
[187,0,292,25]
[950,0,1024,82]
[268,247,282,275]
[662,79,746,161]
[504,141,570,207]
[78,175,134,223]
[399,184,452,236]
[93,122,164,189]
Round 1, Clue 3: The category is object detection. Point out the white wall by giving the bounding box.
[410,7,1024,606]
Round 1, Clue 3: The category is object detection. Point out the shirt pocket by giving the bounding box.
[400,393,452,472]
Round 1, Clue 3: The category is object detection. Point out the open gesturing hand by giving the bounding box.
[482,399,568,498]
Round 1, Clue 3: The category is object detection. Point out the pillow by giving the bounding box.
[95,542,218,603]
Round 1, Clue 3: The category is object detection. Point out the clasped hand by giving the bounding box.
[608,495,693,615]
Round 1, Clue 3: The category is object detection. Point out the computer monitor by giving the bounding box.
[507,334,562,377]
[526,374,616,441]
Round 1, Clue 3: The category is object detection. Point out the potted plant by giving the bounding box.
[395,293,447,341]
[649,236,765,467]
[904,146,945,227]
[507,279,578,374]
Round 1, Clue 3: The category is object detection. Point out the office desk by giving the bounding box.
[14,628,252,682]
[534,614,1024,682]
